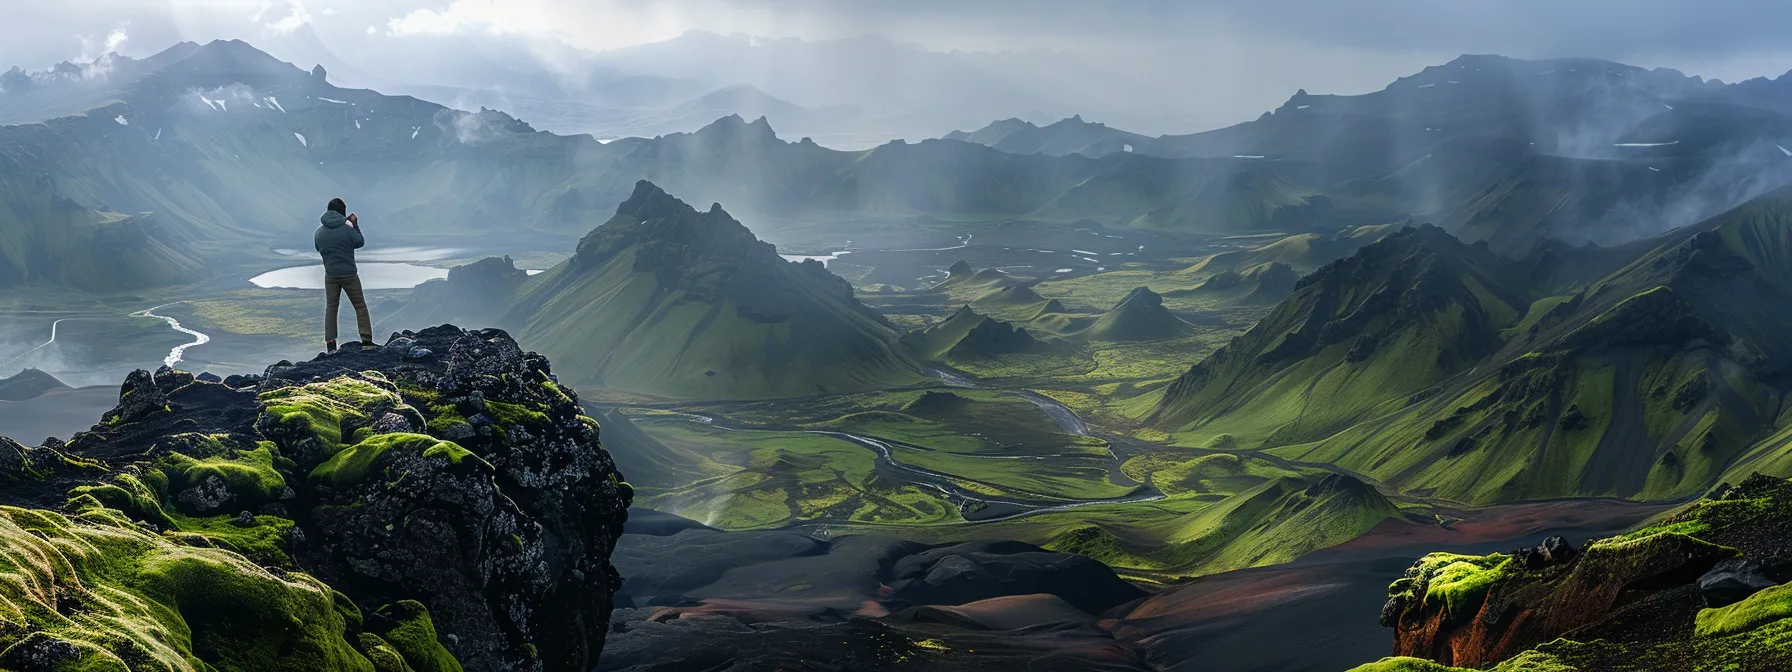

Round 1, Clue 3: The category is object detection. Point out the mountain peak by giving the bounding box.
[690,113,781,142]
[579,181,775,276]
[162,38,306,81]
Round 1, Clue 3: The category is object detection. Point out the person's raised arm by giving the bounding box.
[348,212,365,249]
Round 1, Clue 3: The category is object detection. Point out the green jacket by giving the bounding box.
[314,211,365,278]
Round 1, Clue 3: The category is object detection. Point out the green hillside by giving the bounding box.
[0,185,200,292]
[499,181,927,399]
[1155,190,1792,504]
[1152,225,1530,448]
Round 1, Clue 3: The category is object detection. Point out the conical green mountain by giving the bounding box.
[899,306,1043,361]
[1080,287,1194,342]
[503,181,926,399]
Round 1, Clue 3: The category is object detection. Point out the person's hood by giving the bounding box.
[321,211,348,228]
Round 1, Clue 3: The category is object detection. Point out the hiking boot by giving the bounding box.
[360,339,378,349]
[325,340,338,353]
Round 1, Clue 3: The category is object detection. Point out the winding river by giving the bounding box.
[709,368,1163,524]
[131,304,211,368]
[0,318,73,372]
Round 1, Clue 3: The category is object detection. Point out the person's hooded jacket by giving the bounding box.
[314,211,365,277]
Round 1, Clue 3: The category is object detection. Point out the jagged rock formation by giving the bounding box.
[1363,473,1792,671]
[0,326,630,671]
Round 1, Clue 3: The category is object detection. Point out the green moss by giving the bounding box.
[426,404,470,435]
[1347,657,1474,672]
[1426,556,1510,620]
[164,512,297,567]
[0,505,377,671]
[156,437,289,510]
[484,400,550,427]
[135,546,375,671]
[259,377,408,456]
[310,433,474,489]
[1388,552,1510,621]
[1697,583,1792,637]
[540,380,572,404]
[68,473,175,530]
[358,633,418,672]
[375,601,463,672]
[1608,518,1710,542]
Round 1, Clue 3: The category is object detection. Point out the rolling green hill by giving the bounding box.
[496,181,927,399]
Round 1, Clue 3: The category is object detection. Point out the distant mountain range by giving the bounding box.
[0,39,1400,290]
[948,54,1792,251]
[1154,185,1792,503]
[11,40,1792,293]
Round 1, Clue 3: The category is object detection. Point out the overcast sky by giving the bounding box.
[7,1,1792,133]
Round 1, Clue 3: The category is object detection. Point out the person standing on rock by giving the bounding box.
[315,197,374,352]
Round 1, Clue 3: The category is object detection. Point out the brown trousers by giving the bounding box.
[324,274,373,344]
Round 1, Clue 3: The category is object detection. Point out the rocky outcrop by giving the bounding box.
[0,326,630,672]
[1372,473,1792,671]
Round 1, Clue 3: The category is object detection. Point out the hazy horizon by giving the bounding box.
[7,1,1792,137]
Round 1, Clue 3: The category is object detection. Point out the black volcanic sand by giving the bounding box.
[599,510,1151,671]
[601,500,1672,671]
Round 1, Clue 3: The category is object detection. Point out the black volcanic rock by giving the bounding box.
[0,326,630,672]
[1699,558,1778,608]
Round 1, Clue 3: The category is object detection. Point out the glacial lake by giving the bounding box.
[250,263,449,289]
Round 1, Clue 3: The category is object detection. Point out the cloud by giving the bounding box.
[71,26,130,79]
[264,1,312,34]
[386,8,466,36]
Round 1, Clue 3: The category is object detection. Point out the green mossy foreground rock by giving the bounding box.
[0,325,631,672]
[1362,473,1792,671]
